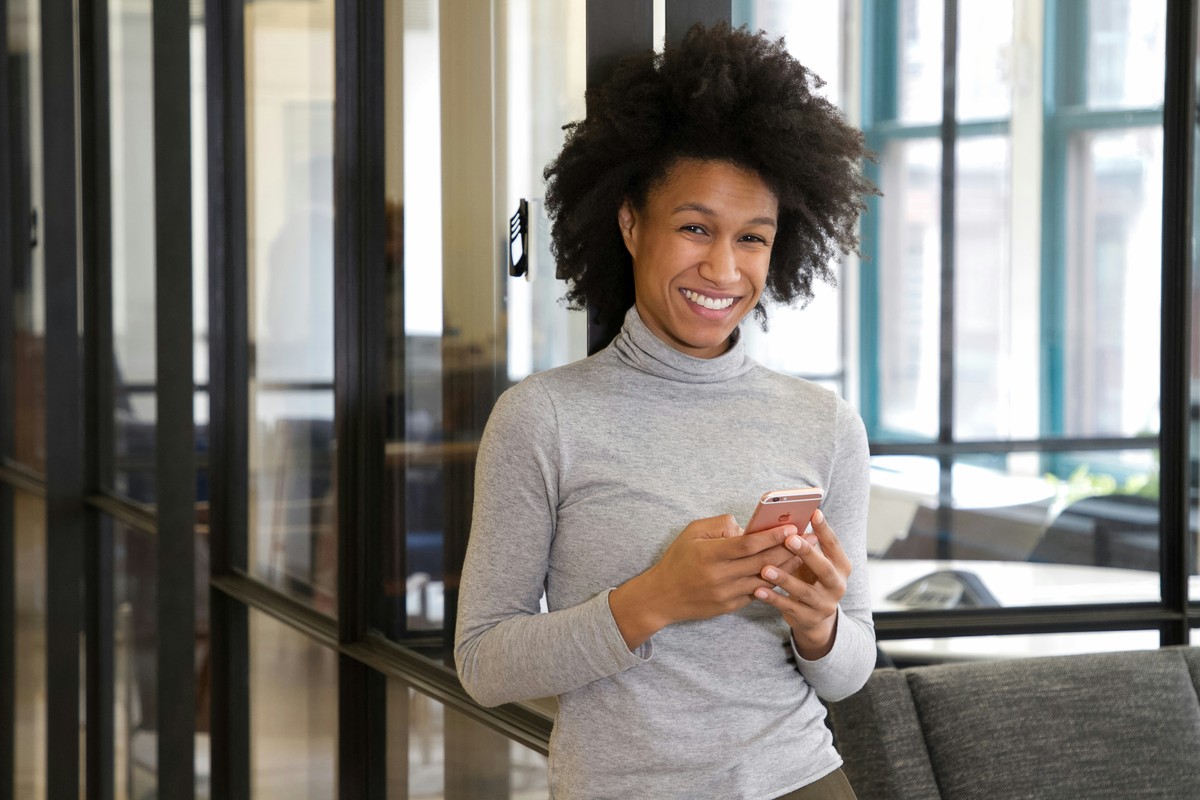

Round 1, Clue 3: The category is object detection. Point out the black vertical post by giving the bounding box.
[207,0,251,795]
[935,0,959,560]
[80,0,115,795]
[41,0,85,794]
[1159,0,1196,644]
[154,0,196,795]
[664,0,731,46]
[585,0,654,355]
[335,0,387,793]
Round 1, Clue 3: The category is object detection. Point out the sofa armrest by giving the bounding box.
[827,668,942,800]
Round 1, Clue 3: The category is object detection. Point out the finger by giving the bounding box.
[780,540,847,603]
[758,564,840,616]
[810,511,853,574]
[694,514,744,540]
[729,524,797,556]
[751,577,826,624]
[786,533,842,587]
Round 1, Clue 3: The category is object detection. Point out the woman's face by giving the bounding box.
[618,158,778,359]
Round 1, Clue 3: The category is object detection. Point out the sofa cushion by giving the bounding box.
[827,668,941,800]
[906,648,1200,800]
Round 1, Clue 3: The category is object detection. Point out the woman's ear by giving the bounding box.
[617,200,637,255]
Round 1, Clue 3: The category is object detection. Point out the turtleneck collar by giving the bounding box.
[610,305,756,384]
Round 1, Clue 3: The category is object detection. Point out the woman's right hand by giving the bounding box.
[608,514,805,650]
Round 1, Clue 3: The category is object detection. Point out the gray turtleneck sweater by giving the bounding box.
[455,307,874,799]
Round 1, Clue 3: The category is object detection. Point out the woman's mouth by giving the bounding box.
[681,288,738,311]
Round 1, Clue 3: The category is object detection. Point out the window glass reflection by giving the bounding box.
[109,0,158,505]
[878,138,941,439]
[112,514,211,800]
[382,0,586,643]
[387,678,548,799]
[868,451,1164,611]
[1084,0,1165,110]
[13,489,46,800]
[250,609,335,797]
[8,0,46,473]
[954,135,1015,440]
[898,0,943,125]
[1063,128,1162,438]
[245,0,337,614]
[737,1,847,386]
[956,0,1013,121]
[114,520,158,799]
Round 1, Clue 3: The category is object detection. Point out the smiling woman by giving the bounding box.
[618,159,777,359]
[455,22,877,800]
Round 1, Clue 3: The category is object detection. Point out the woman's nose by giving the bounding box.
[698,239,739,284]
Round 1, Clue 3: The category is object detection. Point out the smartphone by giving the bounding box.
[745,487,824,535]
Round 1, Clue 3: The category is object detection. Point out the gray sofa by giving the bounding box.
[825,646,1200,799]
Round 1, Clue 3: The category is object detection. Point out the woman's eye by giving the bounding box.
[680,224,707,235]
[741,234,768,245]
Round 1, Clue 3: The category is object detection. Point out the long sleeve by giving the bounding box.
[793,397,876,701]
[454,377,647,708]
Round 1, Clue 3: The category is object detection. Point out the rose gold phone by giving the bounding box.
[745,487,824,534]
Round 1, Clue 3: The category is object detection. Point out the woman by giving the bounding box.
[456,23,876,799]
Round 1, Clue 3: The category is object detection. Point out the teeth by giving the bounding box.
[683,289,736,310]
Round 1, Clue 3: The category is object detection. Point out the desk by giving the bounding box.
[869,558,1200,662]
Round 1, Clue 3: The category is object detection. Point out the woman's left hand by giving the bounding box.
[752,509,850,660]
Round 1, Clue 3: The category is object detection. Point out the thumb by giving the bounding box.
[689,514,742,540]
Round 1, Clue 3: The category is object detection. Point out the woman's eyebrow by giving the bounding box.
[671,202,778,228]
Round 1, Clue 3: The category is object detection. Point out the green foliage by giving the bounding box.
[1044,461,1159,518]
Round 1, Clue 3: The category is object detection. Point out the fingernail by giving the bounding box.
[813,510,825,526]
[784,525,798,536]
[755,588,770,600]
[787,535,806,551]
[763,566,779,581]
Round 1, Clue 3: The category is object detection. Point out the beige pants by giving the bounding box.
[773,768,858,800]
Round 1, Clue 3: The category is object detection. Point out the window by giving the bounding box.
[857,0,1183,663]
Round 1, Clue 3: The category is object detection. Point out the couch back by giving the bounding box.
[826,646,1200,800]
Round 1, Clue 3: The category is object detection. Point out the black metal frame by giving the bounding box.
[1157,0,1196,644]
[153,0,197,795]
[42,0,86,794]
[206,0,251,795]
[334,0,387,794]
[79,0,114,795]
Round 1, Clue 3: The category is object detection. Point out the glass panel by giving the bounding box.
[382,0,586,642]
[734,0,845,108]
[1063,127,1162,438]
[249,609,336,797]
[109,0,157,505]
[112,516,212,800]
[1084,0,1166,110]
[245,0,337,613]
[877,138,941,439]
[113,520,158,800]
[504,0,588,380]
[956,0,1013,121]
[8,0,45,473]
[387,678,548,799]
[880,629,1159,667]
[897,0,943,125]
[14,489,46,799]
[953,135,1017,440]
[869,450,1161,609]
[737,2,847,386]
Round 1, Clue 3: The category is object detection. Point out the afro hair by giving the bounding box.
[543,22,877,332]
